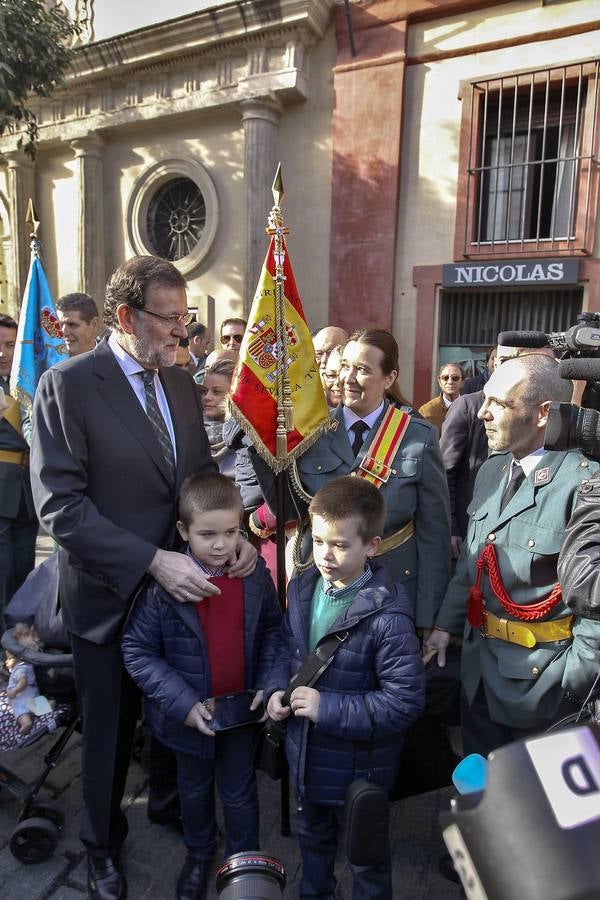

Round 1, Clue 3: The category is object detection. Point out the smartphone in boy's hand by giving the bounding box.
[203,690,264,731]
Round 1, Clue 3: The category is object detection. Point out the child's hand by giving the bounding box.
[184,701,216,736]
[267,690,291,721]
[250,690,268,722]
[290,686,320,723]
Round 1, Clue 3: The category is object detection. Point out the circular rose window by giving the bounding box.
[146,177,206,261]
[127,160,219,275]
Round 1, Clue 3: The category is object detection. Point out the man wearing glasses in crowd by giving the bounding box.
[31,256,257,900]
[419,363,465,434]
[220,317,247,352]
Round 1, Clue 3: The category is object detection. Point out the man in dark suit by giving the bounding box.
[439,389,488,559]
[0,315,37,621]
[30,256,256,900]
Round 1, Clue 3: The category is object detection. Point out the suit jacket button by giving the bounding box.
[487,533,496,542]
[528,539,535,548]
[532,667,540,677]
[404,569,412,576]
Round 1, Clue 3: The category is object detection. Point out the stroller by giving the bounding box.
[0,554,80,864]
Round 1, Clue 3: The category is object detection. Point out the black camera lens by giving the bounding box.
[545,402,600,461]
[215,852,286,899]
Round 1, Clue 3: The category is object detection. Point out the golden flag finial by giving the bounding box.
[25,199,40,238]
[272,163,284,208]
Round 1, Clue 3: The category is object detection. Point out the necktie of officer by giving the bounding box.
[350,421,369,458]
[140,370,176,483]
[500,461,525,512]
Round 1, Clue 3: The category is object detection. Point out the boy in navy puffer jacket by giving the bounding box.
[122,473,281,900]
[267,476,425,899]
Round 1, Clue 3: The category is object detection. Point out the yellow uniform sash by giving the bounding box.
[353,407,411,488]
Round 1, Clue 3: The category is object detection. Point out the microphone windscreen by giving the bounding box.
[497,331,549,348]
[558,357,600,380]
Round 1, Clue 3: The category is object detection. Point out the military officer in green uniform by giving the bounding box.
[251,328,451,630]
[0,315,37,621]
[425,354,600,756]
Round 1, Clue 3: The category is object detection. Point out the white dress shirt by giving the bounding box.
[108,331,177,460]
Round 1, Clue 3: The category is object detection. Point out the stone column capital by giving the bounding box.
[3,149,35,172]
[70,133,105,159]
[240,97,283,127]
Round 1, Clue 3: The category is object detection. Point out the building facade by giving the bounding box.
[1,0,599,403]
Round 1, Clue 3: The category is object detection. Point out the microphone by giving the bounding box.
[497,331,550,348]
[559,357,600,381]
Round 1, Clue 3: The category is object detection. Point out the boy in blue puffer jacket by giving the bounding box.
[122,473,281,900]
[267,476,426,899]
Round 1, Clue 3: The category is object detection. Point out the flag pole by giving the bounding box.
[266,164,292,836]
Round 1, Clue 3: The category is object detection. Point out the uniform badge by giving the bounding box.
[534,467,550,485]
[329,418,339,432]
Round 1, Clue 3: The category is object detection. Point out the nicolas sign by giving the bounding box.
[442,259,580,288]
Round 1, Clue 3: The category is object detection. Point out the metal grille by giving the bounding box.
[146,177,206,261]
[465,60,599,254]
[439,288,583,348]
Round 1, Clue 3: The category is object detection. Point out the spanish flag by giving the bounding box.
[229,235,329,472]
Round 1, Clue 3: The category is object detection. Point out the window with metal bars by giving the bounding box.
[439,287,582,348]
[455,60,600,258]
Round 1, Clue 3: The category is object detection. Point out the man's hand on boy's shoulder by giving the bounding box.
[267,690,291,722]
[290,686,320,723]
[226,535,258,578]
[148,549,221,602]
[184,701,216,736]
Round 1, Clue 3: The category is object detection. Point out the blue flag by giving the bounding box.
[10,241,67,412]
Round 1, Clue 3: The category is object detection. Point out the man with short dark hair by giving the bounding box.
[426,354,600,757]
[0,314,37,620]
[219,317,247,352]
[31,255,257,900]
[56,292,99,357]
[186,321,210,378]
[0,313,17,395]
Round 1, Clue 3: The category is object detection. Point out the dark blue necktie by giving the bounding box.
[140,370,176,482]
[350,421,369,457]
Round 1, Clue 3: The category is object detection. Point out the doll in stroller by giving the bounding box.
[0,554,80,864]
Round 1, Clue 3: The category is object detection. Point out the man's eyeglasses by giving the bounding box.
[440,375,462,382]
[220,334,243,345]
[137,308,194,327]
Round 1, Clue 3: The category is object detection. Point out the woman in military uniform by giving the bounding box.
[251,329,451,630]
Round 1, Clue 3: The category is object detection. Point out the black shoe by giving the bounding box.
[176,856,208,900]
[87,854,127,900]
[439,851,461,884]
[148,812,183,833]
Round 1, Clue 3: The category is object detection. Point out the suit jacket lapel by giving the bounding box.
[93,339,174,487]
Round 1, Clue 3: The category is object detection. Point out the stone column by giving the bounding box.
[241,98,282,309]
[71,133,105,305]
[5,150,35,316]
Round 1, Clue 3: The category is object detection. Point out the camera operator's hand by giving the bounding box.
[422,626,451,667]
[267,690,291,721]
[290,686,320,723]
[250,689,268,723]
[184,701,216,736]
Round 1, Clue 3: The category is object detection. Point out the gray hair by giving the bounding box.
[104,256,186,329]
